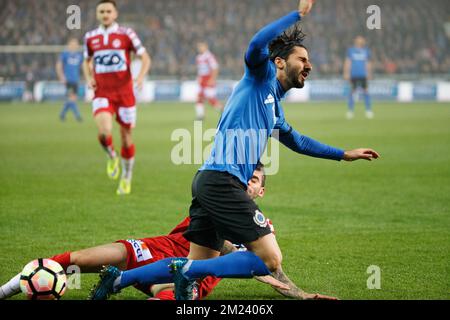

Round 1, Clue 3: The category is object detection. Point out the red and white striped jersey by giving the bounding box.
[196,51,218,78]
[84,23,146,94]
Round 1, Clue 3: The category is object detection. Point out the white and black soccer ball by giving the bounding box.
[20,258,67,300]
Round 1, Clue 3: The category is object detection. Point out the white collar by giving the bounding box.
[99,22,119,34]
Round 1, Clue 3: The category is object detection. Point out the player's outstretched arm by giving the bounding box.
[245,0,315,69]
[276,125,345,161]
[255,267,338,300]
[298,0,315,16]
[245,12,300,68]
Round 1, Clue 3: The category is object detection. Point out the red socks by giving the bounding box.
[121,144,135,160]
[98,134,116,158]
[49,252,72,271]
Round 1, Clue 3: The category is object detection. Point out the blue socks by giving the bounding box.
[363,92,372,111]
[118,251,270,290]
[348,92,372,112]
[119,257,175,289]
[60,101,82,121]
[348,92,355,112]
[183,251,270,279]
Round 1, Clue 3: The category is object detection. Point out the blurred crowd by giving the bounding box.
[1,0,449,81]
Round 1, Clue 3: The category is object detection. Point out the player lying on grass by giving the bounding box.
[0,165,313,300]
[91,0,378,301]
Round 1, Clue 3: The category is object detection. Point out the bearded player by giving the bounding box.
[194,41,223,120]
[83,0,151,195]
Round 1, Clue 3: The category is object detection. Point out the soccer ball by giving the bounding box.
[20,258,67,300]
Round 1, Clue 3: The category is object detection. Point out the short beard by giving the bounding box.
[286,62,304,89]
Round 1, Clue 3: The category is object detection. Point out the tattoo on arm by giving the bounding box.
[271,267,305,299]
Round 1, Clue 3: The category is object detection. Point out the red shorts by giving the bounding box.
[116,237,221,299]
[198,77,217,100]
[199,75,216,88]
[92,91,136,128]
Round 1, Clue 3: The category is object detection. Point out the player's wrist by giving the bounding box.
[343,151,353,161]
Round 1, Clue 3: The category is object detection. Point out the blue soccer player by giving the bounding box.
[56,37,84,122]
[343,35,373,119]
[89,0,379,300]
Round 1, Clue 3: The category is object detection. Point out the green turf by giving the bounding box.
[0,101,449,300]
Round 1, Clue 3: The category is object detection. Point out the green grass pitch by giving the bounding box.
[0,101,449,300]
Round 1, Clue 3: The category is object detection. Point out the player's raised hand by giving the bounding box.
[298,0,315,16]
[343,148,380,161]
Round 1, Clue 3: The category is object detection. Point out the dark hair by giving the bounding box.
[255,162,266,187]
[269,23,307,62]
[97,0,117,8]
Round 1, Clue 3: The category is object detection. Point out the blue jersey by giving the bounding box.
[60,51,83,83]
[347,47,371,78]
[200,11,344,186]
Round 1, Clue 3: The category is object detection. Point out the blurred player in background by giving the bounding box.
[343,36,373,119]
[195,41,223,120]
[56,38,83,122]
[83,0,151,195]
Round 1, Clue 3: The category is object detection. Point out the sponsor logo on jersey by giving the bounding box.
[351,52,368,61]
[67,56,81,66]
[93,49,127,74]
[253,209,268,228]
[127,239,153,262]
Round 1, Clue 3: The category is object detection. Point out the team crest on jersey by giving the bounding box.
[126,239,153,262]
[253,210,268,228]
[112,39,122,48]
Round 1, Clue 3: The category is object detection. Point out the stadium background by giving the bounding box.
[0,0,449,300]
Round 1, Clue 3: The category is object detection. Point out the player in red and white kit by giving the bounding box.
[195,41,223,120]
[83,0,151,195]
